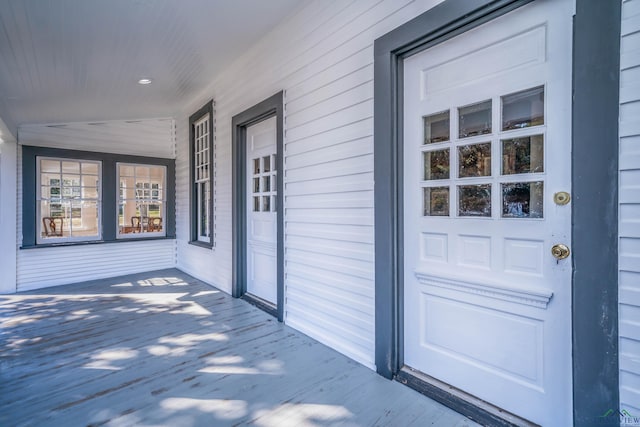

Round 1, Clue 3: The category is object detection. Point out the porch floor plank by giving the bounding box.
[0,269,479,427]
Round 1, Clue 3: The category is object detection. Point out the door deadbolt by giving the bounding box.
[554,191,571,205]
[551,244,570,260]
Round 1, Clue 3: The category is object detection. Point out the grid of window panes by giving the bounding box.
[194,114,211,241]
[117,163,166,236]
[252,154,277,213]
[421,86,545,219]
[38,158,101,240]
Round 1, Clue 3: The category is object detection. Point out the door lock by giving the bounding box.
[551,244,570,260]
[553,191,571,205]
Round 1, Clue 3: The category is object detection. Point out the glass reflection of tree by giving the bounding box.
[459,185,491,216]
[425,150,450,180]
[502,182,543,218]
[459,143,491,177]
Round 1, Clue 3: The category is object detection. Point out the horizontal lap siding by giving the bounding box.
[18,119,176,158]
[620,0,640,414]
[16,119,177,292]
[175,0,444,368]
[17,241,176,292]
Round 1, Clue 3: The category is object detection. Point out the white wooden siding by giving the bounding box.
[18,119,176,158]
[17,240,177,292]
[620,0,640,414]
[176,0,444,368]
[16,119,177,292]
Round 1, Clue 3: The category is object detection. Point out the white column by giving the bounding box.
[0,118,17,294]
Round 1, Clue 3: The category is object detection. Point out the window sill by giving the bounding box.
[21,235,176,250]
[188,240,214,250]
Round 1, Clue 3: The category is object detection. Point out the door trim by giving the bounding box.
[373,0,620,424]
[232,91,285,321]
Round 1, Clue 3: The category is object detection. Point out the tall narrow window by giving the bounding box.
[37,157,101,243]
[117,163,166,237]
[189,100,214,246]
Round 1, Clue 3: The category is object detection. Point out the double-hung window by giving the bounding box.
[37,157,101,243]
[117,163,166,237]
[189,100,214,246]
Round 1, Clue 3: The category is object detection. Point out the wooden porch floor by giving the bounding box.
[0,269,478,427]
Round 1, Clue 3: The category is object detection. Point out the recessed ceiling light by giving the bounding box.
[138,78,152,85]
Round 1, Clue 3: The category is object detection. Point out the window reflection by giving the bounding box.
[424,149,450,180]
[502,182,544,218]
[459,100,492,138]
[423,111,450,144]
[423,187,449,216]
[502,135,544,175]
[458,143,491,178]
[502,86,544,131]
[458,184,491,217]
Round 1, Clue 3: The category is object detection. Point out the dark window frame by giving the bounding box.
[21,145,175,248]
[189,100,214,248]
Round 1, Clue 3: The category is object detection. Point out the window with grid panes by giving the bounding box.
[37,157,101,243]
[117,163,166,237]
[189,100,214,246]
[251,154,277,213]
[421,86,545,219]
[22,145,175,248]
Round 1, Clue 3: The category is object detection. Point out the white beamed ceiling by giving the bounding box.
[0,0,309,136]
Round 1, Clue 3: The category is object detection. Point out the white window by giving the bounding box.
[37,157,101,243]
[117,163,166,238]
[193,113,211,243]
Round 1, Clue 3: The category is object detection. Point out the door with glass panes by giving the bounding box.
[246,116,277,305]
[402,1,573,425]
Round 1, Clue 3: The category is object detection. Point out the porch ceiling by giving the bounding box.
[0,0,309,137]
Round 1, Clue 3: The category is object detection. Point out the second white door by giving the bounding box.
[246,116,277,304]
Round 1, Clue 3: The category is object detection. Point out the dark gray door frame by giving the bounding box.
[232,91,285,322]
[373,0,620,425]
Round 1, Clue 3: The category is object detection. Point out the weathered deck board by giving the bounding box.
[0,269,478,427]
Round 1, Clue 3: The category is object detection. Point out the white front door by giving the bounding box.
[403,1,573,425]
[246,116,277,304]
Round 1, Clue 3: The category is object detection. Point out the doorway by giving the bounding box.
[232,92,284,321]
[374,0,620,426]
[401,2,572,425]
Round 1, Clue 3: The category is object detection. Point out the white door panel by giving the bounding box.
[403,1,573,425]
[246,116,277,304]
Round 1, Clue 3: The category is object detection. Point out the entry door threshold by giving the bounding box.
[241,293,277,319]
[396,366,539,427]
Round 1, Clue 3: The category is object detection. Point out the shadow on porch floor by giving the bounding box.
[0,268,478,427]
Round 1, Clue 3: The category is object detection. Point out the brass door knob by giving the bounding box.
[554,191,571,205]
[551,244,570,260]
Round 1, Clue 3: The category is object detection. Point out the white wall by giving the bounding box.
[619,0,640,414]
[0,117,17,294]
[16,119,177,292]
[176,0,444,368]
[19,119,176,158]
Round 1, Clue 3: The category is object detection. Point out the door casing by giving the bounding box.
[373,0,620,424]
[232,91,285,321]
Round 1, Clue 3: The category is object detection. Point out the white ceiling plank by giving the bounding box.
[0,0,312,134]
